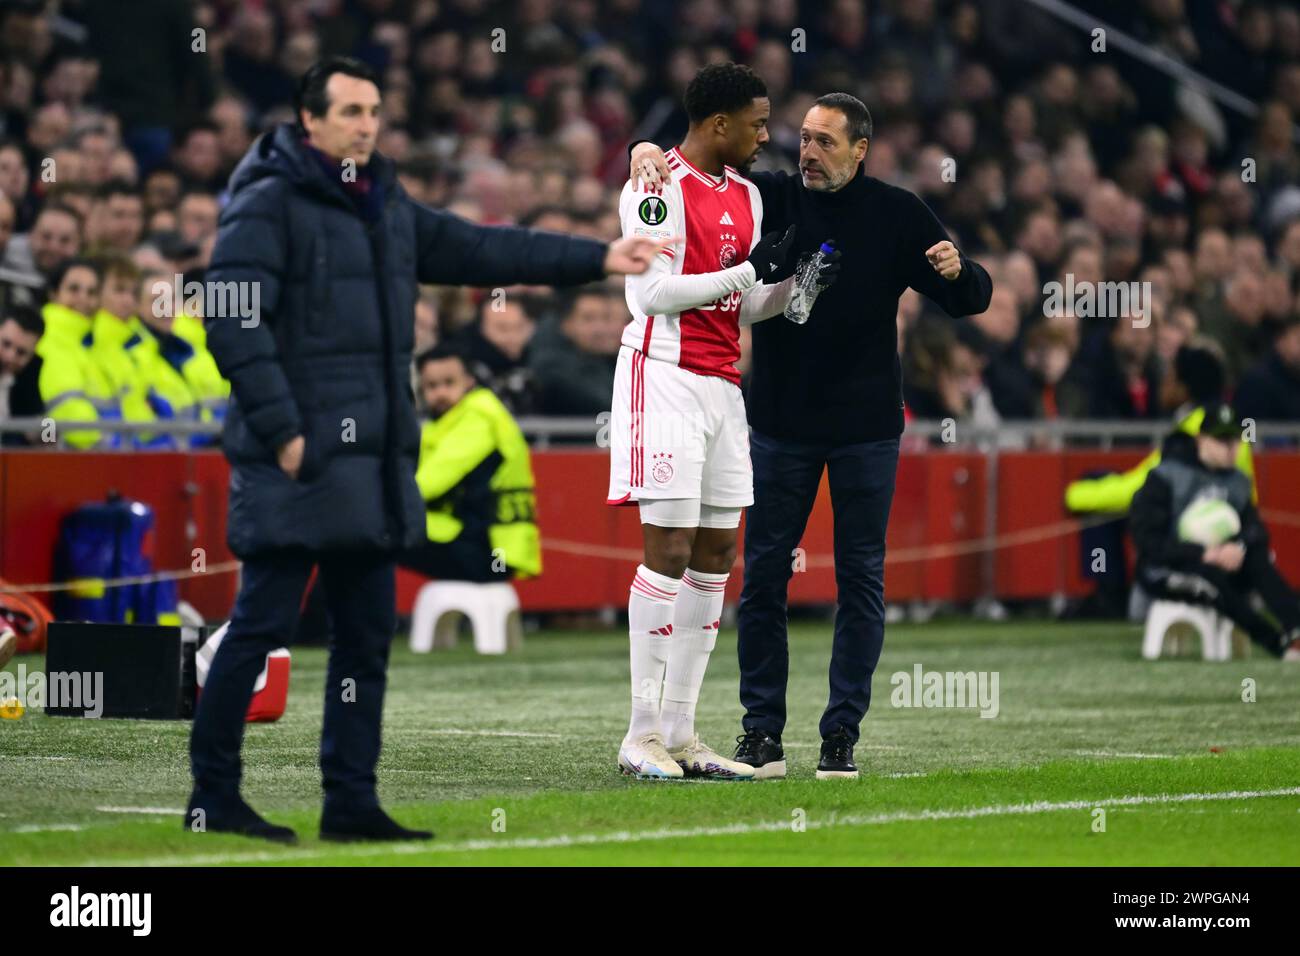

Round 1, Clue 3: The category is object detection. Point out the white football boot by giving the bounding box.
[618,733,685,780]
[669,735,756,780]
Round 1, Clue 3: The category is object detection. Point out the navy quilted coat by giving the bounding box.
[206,124,607,557]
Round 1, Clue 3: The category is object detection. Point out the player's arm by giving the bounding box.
[620,180,794,315]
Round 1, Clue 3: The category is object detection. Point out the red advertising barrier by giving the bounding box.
[3,446,1299,619]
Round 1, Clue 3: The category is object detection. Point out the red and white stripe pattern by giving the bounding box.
[629,348,646,490]
[631,567,678,604]
[683,571,728,595]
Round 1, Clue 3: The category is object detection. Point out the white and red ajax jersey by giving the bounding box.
[619,147,764,385]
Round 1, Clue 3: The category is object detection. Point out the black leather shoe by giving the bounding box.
[320,805,434,842]
[816,729,859,780]
[185,792,298,844]
[733,728,786,779]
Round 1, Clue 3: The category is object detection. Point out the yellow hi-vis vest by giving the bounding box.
[37,303,119,448]
[125,317,200,425]
[1064,405,1258,513]
[90,310,164,446]
[415,386,541,579]
[171,311,229,420]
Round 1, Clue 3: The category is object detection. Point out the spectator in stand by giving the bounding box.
[0,303,44,446]
[530,284,622,417]
[4,203,81,285]
[1236,313,1300,425]
[451,294,539,416]
[176,190,220,247]
[85,180,145,254]
[88,253,163,445]
[1059,318,1163,422]
[36,257,116,448]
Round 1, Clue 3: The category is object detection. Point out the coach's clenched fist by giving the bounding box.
[926,240,963,281]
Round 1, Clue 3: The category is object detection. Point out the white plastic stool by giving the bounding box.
[1141,599,1234,661]
[409,581,523,655]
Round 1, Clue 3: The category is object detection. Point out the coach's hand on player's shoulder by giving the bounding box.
[747,225,797,280]
[630,142,670,193]
[604,235,683,275]
[278,435,305,480]
[926,240,963,281]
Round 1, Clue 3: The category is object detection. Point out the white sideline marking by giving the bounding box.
[1075,750,1175,759]
[14,824,86,833]
[82,786,1300,867]
[427,729,565,739]
[96,806,184,815]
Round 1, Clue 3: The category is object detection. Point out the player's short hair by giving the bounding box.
[2,304,44,337]
[683,63,767,124]
[814,92,873,143]
[295,56,380,129]
[415,342,469,374]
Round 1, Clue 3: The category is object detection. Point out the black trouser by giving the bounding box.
[190,548,397,810]
[738,430,899,744]
[1140,546,1300,656]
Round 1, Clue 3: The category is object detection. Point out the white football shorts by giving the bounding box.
[606,345,753,509]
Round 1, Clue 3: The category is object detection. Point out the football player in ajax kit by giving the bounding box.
[608,63,840,779]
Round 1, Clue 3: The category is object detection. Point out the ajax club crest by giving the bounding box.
[651,451,674,484]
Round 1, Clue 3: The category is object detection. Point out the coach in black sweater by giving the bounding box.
[632,93,991,777]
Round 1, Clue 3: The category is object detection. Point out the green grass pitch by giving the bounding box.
[3,620,1299,866]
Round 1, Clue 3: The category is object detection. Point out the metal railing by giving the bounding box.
[3,416,1299,449]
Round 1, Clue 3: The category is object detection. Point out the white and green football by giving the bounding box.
[1177,496,1241,547]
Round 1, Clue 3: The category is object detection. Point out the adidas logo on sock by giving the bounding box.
[649,625,674,636]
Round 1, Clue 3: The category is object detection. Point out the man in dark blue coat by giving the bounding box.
[189,57,666,843]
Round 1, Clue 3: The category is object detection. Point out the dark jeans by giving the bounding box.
[738,430,899,744]
[190,548,397,810]
[1140,546,1300,656]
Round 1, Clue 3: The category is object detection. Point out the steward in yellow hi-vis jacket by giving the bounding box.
[37,259,121,449]
[400,344,541,582]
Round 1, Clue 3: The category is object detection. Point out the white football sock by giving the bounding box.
[662,568,727,750]
[626,564,680,740]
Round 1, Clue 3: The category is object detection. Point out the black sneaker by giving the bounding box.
[733,728,786,780]
[816,729,859,780]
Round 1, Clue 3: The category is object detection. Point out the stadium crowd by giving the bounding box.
[0,0,1298,445]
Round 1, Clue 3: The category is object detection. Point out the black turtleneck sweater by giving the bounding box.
[746,166,992,444]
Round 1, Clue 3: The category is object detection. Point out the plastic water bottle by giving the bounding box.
[784,241,836,325]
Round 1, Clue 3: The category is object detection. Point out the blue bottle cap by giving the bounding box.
[819,242,835,253]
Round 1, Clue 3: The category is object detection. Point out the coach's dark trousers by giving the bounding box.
[190,548,397,810]
[738,430,899,743]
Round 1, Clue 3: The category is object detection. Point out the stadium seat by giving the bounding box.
[1141,600,1235,662]
[409,581,523,655]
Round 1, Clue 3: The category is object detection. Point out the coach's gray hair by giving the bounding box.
[815,93,873,143]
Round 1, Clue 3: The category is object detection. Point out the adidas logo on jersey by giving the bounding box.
[719,211,734,225]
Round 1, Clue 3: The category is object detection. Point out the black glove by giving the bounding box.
[815,242,842,289]
[746,225,797,280]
